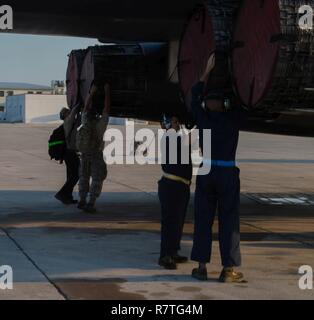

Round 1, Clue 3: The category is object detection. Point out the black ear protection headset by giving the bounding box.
[161,114,172,130]
[202,92,233,112]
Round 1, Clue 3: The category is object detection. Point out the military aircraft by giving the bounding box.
[2,0,314,136]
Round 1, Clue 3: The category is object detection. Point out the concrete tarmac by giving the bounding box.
[0,124,313,300]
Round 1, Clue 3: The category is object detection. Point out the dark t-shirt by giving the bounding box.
[161,135,193,181]
[191,82,247,162]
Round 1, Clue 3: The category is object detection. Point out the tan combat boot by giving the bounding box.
[219,267,246,283]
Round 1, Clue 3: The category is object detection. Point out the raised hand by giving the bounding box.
[200,53,215,82]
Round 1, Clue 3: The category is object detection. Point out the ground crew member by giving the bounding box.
[77,83,110,213]
[158,115,193,270]
[55,105,80,204]
[190,53,247,283]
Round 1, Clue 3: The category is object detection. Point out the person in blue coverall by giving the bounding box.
[190,53,247,283]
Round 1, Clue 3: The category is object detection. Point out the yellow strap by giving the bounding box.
[163,173,191,186]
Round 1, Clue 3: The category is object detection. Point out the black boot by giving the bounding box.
[158,256,177,270]
[84,202,96,214]
[55,194,73,205]
[192,267,208,281]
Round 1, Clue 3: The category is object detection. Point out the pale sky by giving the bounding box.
[0,33,101,86]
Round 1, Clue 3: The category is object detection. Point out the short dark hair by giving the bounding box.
[59,107,69,120]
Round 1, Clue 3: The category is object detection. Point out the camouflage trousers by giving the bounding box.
[79,152,107,202]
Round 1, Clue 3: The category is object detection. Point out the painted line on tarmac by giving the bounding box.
[238,159,314,164]
[0,226,68,300]
[241,221,314,249]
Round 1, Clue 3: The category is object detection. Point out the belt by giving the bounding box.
[203,159,236,167]
[163,173,191,186]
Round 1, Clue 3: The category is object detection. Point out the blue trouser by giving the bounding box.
[191,167,241,267]
[158,177,190,258]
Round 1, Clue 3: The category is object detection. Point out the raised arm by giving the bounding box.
[83,84,98,113]
[200,53,215,82]
[191,53,216,120]
[67,103,80,123]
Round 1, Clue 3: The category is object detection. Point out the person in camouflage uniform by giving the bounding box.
[76,83,111,213]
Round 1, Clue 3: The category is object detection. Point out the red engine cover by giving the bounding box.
[232,0,281,108]
[178,5,215,110]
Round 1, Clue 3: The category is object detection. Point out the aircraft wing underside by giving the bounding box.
[2,0,200,41]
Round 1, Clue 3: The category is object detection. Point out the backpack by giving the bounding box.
[48,125,67,161]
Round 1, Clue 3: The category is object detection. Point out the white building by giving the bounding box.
[3,93,131,125]
[4,94,67,123]
[0,82,52,120]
